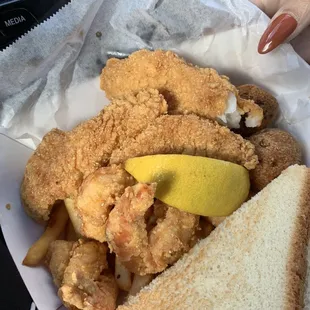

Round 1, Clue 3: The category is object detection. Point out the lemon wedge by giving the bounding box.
[125,155,250,216]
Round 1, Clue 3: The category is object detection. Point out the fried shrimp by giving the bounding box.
[45,240,74,287]
[110,115,258,170]
[148,200,199,268]
[59,240,118,310]
[75,165,134,242]
[106,183,199,276]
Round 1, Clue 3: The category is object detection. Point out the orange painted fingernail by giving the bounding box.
[258,13,297,54]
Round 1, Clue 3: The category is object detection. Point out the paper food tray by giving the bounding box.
[0,0,310,310]
[0,135,66,310]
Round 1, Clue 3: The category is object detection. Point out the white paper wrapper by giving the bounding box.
[0,0,310,309]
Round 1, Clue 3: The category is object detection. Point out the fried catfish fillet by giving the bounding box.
[21,89,167,222]
[100,49,263,128]
[110,115,258,170]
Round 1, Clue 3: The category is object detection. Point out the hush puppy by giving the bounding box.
[249,128,302,191]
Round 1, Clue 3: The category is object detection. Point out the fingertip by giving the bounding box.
[258,13,297,54]
[258,40,272,54]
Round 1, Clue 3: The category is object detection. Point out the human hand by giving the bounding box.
[250,0,310,62]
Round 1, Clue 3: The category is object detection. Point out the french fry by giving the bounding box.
[64,198,82,236]
[208,216,226,227]
[23,203,69,266]
[115,257,132,291]
[65,220,78,241]
[129,274,154,296]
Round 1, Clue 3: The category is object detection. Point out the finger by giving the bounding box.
[291,26,310,63]
[258,0,310,54]
[249,0,281,17]
[258,13,297,54]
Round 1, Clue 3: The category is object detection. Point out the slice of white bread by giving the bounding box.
[118,165,310,310]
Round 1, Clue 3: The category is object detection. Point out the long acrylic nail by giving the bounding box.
[258,13,297,54]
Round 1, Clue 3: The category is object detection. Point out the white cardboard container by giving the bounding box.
[0,135,63,310]
[1,1,310,310]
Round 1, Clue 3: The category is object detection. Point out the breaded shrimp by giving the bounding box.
[110,115,258,170]
[106,183,199,276]
[45,240,74,287]
[59,240,118,310]
[21,89,167,222]
[148,200,199,268]
[75,165,134,242]
[100,49,263,128]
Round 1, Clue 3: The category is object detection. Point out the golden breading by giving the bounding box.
[75,165,134,242]
[100,49,263,126]
[106,183,199,275]
[59,240,118,310]
[21,89,167,222]
[45,240,74,287]
[110,115,258,170]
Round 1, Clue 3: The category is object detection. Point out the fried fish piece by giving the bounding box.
[21,89,167,222]
[100,49,263,129]
[235,84,279,137]
[110,115,258,170]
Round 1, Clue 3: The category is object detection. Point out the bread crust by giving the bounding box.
[285,169,310,309]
